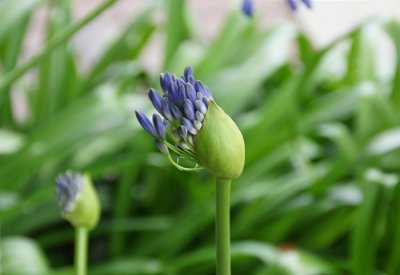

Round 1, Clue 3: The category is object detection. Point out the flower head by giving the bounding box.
[56,171,100,229]
[135,67,245,179]
[288,0,312,11]
[241,0,254,17]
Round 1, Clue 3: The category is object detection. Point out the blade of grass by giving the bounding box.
[0,89,135,190]
[0,0,43,40]
[110,158,141,256]
[351,168,393,275]
[83,8,156,91]
[164,0,190,67]
[0,10,32,127]
[34,0,79,123]
[384,20,400,110]
[346,25,376,84]
[0,0,117,92]
[386,181,400,275]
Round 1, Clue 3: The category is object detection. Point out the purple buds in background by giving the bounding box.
[287,0,312,11]
[241,0,254,17]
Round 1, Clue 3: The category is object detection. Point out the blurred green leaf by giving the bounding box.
[346,25,376,84]
[34,0,79,123]
[91,258,163,275]
[0,0,117,92]
[85,7,156,90]
[0,129,24,155]
[386,178,400,275]
[384,20,400,110]
[351,168,395,275]
[1,237,50,275]
[164,0,190,67]
[0,0,43,41]
[0,1,34,126]
[0,87,136,191]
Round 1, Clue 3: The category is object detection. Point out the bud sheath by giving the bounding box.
[194,101,245,179]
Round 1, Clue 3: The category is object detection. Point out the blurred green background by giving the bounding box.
[1,0,400,274]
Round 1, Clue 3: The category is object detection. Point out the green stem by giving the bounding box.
[215,178,231,275]
[0,0,117,91]
[75,227,89,275]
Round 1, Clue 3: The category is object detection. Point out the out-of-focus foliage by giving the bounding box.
[1,0,400,274]
[1,237,50,275]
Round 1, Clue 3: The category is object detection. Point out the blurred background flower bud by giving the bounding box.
[56,171,100,229]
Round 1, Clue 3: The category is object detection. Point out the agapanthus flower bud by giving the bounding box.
[194,101,245,179]
[241,0,254,17]
[135,67,245,179]
[241,0,311,16]
[56,171,100,229]
[287,0,312,11]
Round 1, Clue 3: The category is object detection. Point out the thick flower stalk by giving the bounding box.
[56,171,100,275]
[135,66,245,180]
[136,67,245,275]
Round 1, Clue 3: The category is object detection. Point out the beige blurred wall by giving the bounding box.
[24,0,400,72]
[297,0,400,46]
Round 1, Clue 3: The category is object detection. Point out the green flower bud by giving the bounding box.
[56,171,100,230]
[194,100,245,179]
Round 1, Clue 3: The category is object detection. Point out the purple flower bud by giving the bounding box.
[178,84,186,102]
[202,97,209,108]
[180,141,192,150]
[187,135,194,146]
[183,99,196,121]
[164,89,169,98]
[301,0,312,8]
[163,118,171,128]
[287,0,297,10]
[242,0,254,17]
[196,111,204,122]
[168,82,180,105]
[196,92,203,100]
[156,140,169,154]
[184,66,194,82]
[195,81,213,99]
[56,171,82,212]
[185,83,197,101]
[179,126,188,138]
[193,120,202,131]
[177,78,186,87]
[135,111,156,137]
[160,73,166,91]
[188,76,195,85]
[136,66,231,166]
[148,88,163,114]
[153,114,166,140]
[162,98,173,121]
[171,104,182,120]
[195,99,207,115]
[160,73,173,92]
[287,0,312,11]
[181,117,197,135]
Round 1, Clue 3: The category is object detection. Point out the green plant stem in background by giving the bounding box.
[0,0,117,91]
[75,227,89,275]
[215,178,231,275]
